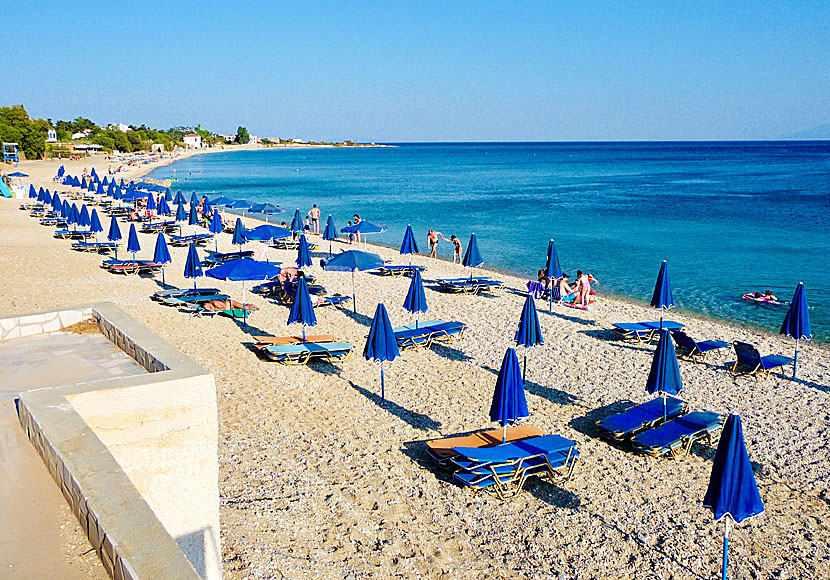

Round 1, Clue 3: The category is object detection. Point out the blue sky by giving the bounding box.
[1,1,828,141]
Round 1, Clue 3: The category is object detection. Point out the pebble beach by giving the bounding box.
[3,154,829,579]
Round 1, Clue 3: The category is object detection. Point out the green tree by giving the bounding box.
[235,126,250,144]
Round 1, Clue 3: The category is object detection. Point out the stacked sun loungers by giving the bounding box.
[670,330,729,364]
[450,434,579,499]
[729,341,794,379]
[595,397,723,459]
[612,320,684,342]
[271,238,319,251]
[259,340,354,365]
[169,233,214,246]
[252,334,338,350]
[436,277,504,295]
[392,319,467,350]
[54,229,93,240]
[140,221,178,234]
[377,265,426,277]
[426,425,544,466]
[40,217,68,227]
[202,250,256,265]
[71,241,118,253]
[102,259,163,275]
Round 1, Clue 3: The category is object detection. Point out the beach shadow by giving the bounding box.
[151,279,178,291]
[480,365,578,406]
[569,400,634,441]
[543,309,597,326]
[340,308,373,327]
[526,481,581,510]
[348,381,441,431]
[429,342,473,362]
[399,439,455,484]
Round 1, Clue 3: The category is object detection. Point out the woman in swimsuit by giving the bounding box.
[444,234,462,263]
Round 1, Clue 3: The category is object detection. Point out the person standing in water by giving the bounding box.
[308,204,320,235]
[427,229,442,258]
[441,234,462,263]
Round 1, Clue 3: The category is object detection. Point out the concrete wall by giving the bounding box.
[8,303,221,580]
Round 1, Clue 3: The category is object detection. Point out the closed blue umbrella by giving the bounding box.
[97,181,105,195]
[90,167,97,179]
[203,201,214,219]
[51,193,61,212]
[206,258,280,324]
[183,243,203,290]
[287,276,317,341]
[57,165,65,178]
[515,293,544,382]
[158,195,172,217]
[89,209,103,241]
[146,194,157,213]
[779,282,811,379]
[107,215,122,259]
[175,201,187,222]
[190,191,198,207]
[209,209,224,253]
[646,329,683,420]
[321,250,384,313]
[490,348,529,443]
[43,190,52,205]
[364,303,400,401]
[28,184,36,199]
[296,234,312,268]
[153,233,172,284]
[79,204,91,228]
[703,414,765,580]
[290,209,303,233]
[61,200,70,220]
[400,224,419,266]
[546,239,563,312]
[188,204,200,234]
[126,223,141,263]
[462,233,484,279]
[88,180,95,193]
[164,188,172,202]
[68,203,79,230]
[174,190,186,206]
[403,268,427,327]
[231,218,246,250]
[102,176,109,187]
[323,215,338,255]
[81,176,87,189]
[650,260,674,329]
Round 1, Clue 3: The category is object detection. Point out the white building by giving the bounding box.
[71,129,92,140]
[218,134,236,143]
[46,129,57,143]
[183,133,202,149]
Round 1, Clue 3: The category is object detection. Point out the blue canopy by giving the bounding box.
[780,282,811,379]
[515,293,544,382]
[646,329,683,420]
[231,218,246,246]
[287,276,317,340]
[28,184,36,198]
[489,348,529,442]
[403,268,428,326]
[206,258,280,282]
[188,204,200,226]
[650,260,675,327]
[107,215,122,243]
[323,215,338,255]
[703,414,765,580]
[6,171,28,177]
[341,220,387,235]
[546,239,563,280]
[400,224,419,258]
[228,200,253,210]
[296,234,312,268]
[78,204,91,228]
[244,224,291,241]
[175,202,187,223]
[174,190,186,206]
[146,194,157,213]
[209,196,234,206]
[462,233,484,273]
[57,165,65,178]
[158,195,172,216]
[290,209,303,232]
[89,209,103,238]
[250,202,282,215]
[126,223,141,260]
[183,243,203,289]
[322,250,384,314]
[364,303,400,400]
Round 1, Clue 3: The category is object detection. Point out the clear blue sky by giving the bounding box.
[2,1,828,141]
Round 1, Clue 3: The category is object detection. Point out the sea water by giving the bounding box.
[147,142,830,342]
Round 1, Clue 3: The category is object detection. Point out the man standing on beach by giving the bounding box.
[427,229,442,258]
[308,204,320,234]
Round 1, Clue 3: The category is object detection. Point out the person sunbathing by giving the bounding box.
[202,299,259,312]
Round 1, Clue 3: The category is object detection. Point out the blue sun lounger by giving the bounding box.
[451,434,579,499]
[70,241,118,253]
[630,411,723,459]
[169,233,214,246]
[203,250,256,265]
[151,287,221,301]
[670,330,729,364]
[436,277,504,295]
[158,294,229,308]
[595,396,688,442]
[377,265,426,277]
[261,341,354,365]
[54,229,93,239]
[613,320,685,342]
[140,221,178,234]
[730,341,794,379]
[392,320,467,350]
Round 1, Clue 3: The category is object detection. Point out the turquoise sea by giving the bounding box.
[147,142,830,342]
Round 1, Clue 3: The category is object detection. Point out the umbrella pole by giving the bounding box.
[663,392,667,421]
[381,362,385,401]
[302,325,306,343]
[523,351,527,384]
[502,423,507,444]
[660,311,664,330]
[161,266,165,285]
[214,237,218,253]
[352,271,356,314]
[242,281,247,325]
[793,339,799,380]
[722,517,730,580]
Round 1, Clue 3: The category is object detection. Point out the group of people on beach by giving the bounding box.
[427,229,462,263]
[538,268,598,307]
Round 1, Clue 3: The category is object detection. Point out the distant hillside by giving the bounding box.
[781,123,830,140]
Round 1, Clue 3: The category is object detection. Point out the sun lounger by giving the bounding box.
[729,341,794,379]
[595,396,688,442]
[151,287,220,301]
[392,320,467,350]
[641,321,684,331]
[203,250,255,265]
[252,277,317,296]
[71,241,118,253]
[670,330,729,364]
[271,239,319,250]
[436,277,504,295]
[252,335,338,350]
[169,233,214,247]
[630,411,723,459]
[54,229,94,240]
[613,321,685,342]
[140,221,178,234]
[450,434,579,498]
[426,425,545,466]
[261,341,354,365]
[377,265,426,277]
[158,294,229,307]
[102,261,163,275]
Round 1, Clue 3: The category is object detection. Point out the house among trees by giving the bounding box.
[183,133,202,148]
[46,129,57,143]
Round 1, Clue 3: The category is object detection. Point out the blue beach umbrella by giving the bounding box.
[174,190,186,206]
[703,414,764,580]
[90,168,97,179]
[158,195,172,217]
[546,239,563,312]
[515,293,544,383]
[188,204,200,234]
[29,184,36,199]
[209,209,224,253]
[175,201,187,223]
[462,233,484,279]
[779,282,811,379]
[202,201,214,220]
[364,303,400,401]
[89,209,103,242]
[107,181,115,197]
[102,176,109,187]
[51,193,61,212]
[190,191,198,207]
[88,180,95,193]
[206,258,280,324]
[232,218,246,251]
[228,200,253,211]
[210,196,233,206]
[323,215,338,255]
[60,200,69,220]
[164,188,172,202]
[296,234,312,268]
[126,223,141,263]
[68,203,79,230]
[107,215,122,259]
[290,209,303,233]
[97,181,105,195]
[57,165,65,178]
[400,224,419,266]
[146,193,157,214]
[74,176,81,188]
[321,250,384,313]
[646,329,683,420]
[184,243,203,290]
[153,232,172,284]
[78,204,91,228]
[287,276,317,341]
[490,348,529,443]
[244,224,290,263]
[403,268,428,327]
[81,176,87,189]
[340,220,387,249]
[650,260,674,329]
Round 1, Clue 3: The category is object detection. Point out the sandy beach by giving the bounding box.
[3,156,829,579]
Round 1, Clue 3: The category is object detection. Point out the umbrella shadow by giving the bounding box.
[543,308,597,326]
[525,480,581,510]
[340,308,373,327]
[348,381,441,431]
[480,365,579,406]
[151,278,179,291]
[399,439,454,482]
[428,342,473,362]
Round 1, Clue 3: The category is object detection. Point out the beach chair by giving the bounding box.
[612,321,685,342]
[151,287,220,301]
[425,425,545,466]
[203,250,255,265]
[252,335,338,350]
[102,261,163,275]
[670,330,729,364]
[436,277,504,295]
[158,294,229,308]
[595,396,688,442]
[393,320,467,350]
[70,241,118,254]
[54,229,93,240]
[261,341,354,365]
[140,221,178,234]
[729,341,794,380]
[169,233,214,247]
[451,434,579,499]
[630,411,723,459]
[377,265,426,277]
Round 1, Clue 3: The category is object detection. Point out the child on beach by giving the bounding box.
[577,270,591,307]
